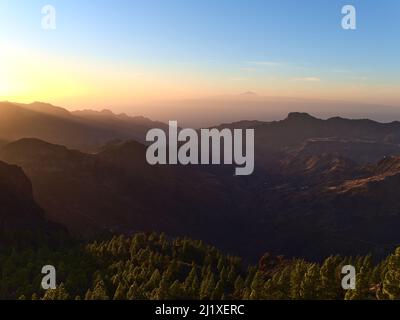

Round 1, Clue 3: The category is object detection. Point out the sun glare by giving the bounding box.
[0,72,14,99]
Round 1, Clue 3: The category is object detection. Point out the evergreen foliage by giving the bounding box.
[0,232,397,300]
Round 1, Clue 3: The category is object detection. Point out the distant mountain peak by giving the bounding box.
[31,101,53,106]
[22,101,72,118]
[100,109,115,115]
[239,91,258,97]
[286,112,318,122]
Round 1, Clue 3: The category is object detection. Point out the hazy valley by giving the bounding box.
[2,101,400,262]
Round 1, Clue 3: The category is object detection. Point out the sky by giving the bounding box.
[0,0,399,116]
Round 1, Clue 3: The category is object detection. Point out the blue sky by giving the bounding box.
[0,0,399,108]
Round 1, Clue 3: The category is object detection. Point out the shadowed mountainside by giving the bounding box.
[0,138,253,253]
[2,106,400,260]
[215,112,400,170]
[0,160,65,246]
[0,101,167,151]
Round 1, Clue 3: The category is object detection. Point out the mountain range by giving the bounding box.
[0,101,167,151]
[3,102,400,260]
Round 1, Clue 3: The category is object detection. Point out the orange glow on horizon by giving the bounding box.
[1,41,399,113]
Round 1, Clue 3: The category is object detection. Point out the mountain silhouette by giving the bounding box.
[3,106,400,260]
[0,101,166,151]
[0,160,65,246]
[0,138,249,250]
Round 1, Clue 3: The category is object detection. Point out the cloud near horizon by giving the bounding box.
[292,77,321,82]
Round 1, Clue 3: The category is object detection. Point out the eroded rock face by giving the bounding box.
[0,160,65,244]
[0,161,42,228]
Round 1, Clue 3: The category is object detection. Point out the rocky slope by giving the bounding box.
[0,160,64,246]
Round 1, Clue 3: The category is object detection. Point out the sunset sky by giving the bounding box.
[0,0,399,115]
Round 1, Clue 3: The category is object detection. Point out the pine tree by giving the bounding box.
[164,260,178,282]
[244,266,257,288]
[300,264,320,300]
[242,287,251,300]
[144,269,161,292]
[169,281,184,300]
[154,272,170,300]
[345,266,369,300]
[227,266,237,286]
[91,280,109,300]
[319,256,341,299]
[184,266,197,292]
[42,283,70,300]
[212,280,225,300]
[233,276,245,298]
[217,257,225,272]
[200,272,215,300]
[275,267,291,299]
[249,271,264,300]
[191,273,200,299]
[290,262,305,299]
[383,248,400,299]
[84,289,93,300]
[113,282,127,300]
[184,265,200,299]
[127,282,143,300]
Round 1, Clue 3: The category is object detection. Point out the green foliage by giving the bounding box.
[0,232,399,300]
[382,248,400,299]
[299,264,319,299]
[42,283,70,300]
